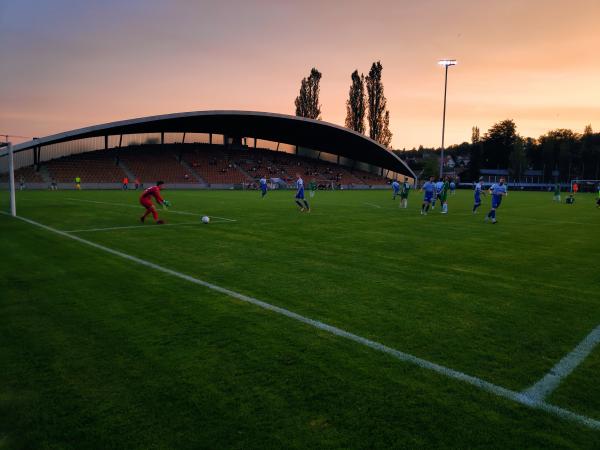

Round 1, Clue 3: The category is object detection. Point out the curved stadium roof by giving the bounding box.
[9,110,415,178]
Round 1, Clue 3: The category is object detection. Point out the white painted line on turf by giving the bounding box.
[65,197,237,222]
[522,324,600,402]
[63,221,202,233]
[363,202,382,209]
[3,210,600,431]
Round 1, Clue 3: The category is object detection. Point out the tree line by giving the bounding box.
[294,62,392,148]
[294,66,599,183]
[401,120,600,182]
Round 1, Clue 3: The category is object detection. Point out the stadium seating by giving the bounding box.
[180,147,251,184]
[0,165,45,183]
[119,146,197,184]
[2,144,392,187]
[45,150,126,183]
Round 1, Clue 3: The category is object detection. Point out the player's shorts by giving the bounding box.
[400,192,408,199]
[261,186,267,193]
[295,189,305,200]
[439,193,447,203]
[140,198,154,210]
[492,195,502,209]
[424,192,433,202]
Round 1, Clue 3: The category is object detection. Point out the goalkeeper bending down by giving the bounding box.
[140,181,170,224]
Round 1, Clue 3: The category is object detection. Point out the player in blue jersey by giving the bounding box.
[472,177,485,213]
[294,173,310,212]
[420,176,436,215]
[485,177,508,224]
[259,176,268,198]
[450,180,456,196]
[391,180,400,200]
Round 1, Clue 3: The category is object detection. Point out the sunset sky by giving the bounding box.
[1,0,599,149]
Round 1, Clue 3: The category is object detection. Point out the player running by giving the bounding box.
[450,180,456,196]
[140,181,169,224]
[472,177,485,214]
[399,177,411,208]
[391,180,400,200]
[485,177,508,224]
[420,176,435,215]
[294,174,310,212]
[259,176,268,198]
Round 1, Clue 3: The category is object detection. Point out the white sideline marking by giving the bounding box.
[65,198,237,222]
[523,325,600,402]
[3,210,600,431]
[363,202,382,209]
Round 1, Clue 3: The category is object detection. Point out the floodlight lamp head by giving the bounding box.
[438,59,457,66]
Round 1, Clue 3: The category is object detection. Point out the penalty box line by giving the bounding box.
[3,210,600,431]
[522,324,600,402]
[62,220,232,233]
[65,198,237,222]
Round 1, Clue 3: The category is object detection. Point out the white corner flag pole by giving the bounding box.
[8,142,16,217]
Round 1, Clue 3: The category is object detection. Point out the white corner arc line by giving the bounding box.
[65,197,237,221]
[363,202,382,209]
[522,325,600,402]
[3,211,600,431]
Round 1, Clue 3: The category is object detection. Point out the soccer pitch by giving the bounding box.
[1,188,599,449]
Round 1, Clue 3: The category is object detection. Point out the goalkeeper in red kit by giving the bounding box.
[140,181,170,224]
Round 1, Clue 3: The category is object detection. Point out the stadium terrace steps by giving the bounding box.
[117,160,136,181]
[177,156,208,185]
[119,146,197,185]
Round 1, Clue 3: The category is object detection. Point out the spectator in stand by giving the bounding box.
[19,176,25,190]
[122,176,129,190]
[50,178,57,190]
[75,176,81,190]
[184,173,190,181]
[134,178,140,190]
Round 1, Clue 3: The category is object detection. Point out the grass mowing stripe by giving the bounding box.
[523,325,600,402]
[3,210,600,431]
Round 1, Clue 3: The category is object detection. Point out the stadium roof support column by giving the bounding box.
[161,132,164,145]
[104,135,108,150]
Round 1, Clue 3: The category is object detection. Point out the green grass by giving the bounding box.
[1,188,599,449]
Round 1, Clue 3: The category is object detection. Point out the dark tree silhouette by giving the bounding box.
[295,68,322,120]
[345,70,366,134]
[366,61,392,147]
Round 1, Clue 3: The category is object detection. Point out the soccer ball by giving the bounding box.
[201,216,210,224]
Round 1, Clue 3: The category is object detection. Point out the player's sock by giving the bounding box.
[152,210,158,221]
[295,200,303,209]
[303,200,310,210]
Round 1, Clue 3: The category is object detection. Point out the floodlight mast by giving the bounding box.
[438,59,457,179]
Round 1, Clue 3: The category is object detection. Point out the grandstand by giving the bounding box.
[1,111,414,189]
[1,144,392,188]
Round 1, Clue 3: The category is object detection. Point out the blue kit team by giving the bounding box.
[294,173,310,212]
